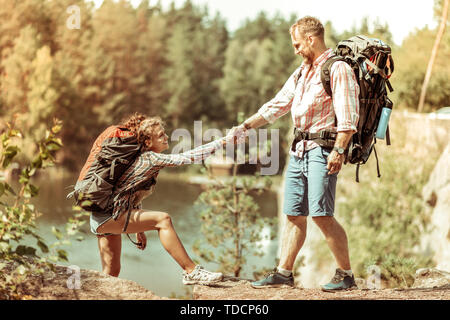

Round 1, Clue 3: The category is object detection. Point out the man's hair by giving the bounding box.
[290,16,324,39]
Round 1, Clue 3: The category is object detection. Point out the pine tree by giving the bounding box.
[1,25,42,121]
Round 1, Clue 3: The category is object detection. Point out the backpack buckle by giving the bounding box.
[319,131,336,140]
[294,128,307,140]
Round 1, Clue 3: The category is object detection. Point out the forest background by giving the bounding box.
[1,0,448,172]
[0,0,449,298]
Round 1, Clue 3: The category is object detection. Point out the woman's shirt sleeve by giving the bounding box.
[141,138,225,168]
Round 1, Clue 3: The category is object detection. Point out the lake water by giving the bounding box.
[32,171,280,298]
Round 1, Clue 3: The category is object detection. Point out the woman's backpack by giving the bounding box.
[67,126,142,212]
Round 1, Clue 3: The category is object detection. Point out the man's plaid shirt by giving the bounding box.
[110,138,224,220]
[257,48,360,158]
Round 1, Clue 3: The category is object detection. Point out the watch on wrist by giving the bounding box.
[333,146,345,155]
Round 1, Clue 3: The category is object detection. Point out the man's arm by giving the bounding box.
[242,113,269,130]
[226,113,268,144]
[327,60,360,175]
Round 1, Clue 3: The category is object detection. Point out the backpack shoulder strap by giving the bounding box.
[320,56,347,97]
[294,67,302,88]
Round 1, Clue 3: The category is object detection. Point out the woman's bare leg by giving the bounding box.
[97,210,196,273]
[97,234,122,277]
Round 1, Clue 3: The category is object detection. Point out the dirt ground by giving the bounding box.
[192,277,450,300]
[2,264,449,300]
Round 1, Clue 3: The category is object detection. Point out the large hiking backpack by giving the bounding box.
[67,126,143,212]
[321,35,395,181]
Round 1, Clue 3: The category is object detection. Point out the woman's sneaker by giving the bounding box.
[321,268,357,292]
[182,265,223,285]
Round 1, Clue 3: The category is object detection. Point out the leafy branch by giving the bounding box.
[0,119,88,299]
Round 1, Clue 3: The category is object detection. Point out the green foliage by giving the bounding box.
[193,167,276,277]
[365,254,419,288]
[220,13,298,123]
[2,0,446,172]
[339,16,394,46]
[0,120,88,300]
[392,27,450,111]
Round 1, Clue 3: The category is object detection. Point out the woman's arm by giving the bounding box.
[143,137,226,168]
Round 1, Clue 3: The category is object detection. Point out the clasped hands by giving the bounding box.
[224,124,249,145]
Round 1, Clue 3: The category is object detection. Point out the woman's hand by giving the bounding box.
[136,232,147,250]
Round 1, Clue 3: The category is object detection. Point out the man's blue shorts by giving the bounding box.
[283,147,338,217]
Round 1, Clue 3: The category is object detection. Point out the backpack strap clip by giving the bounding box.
[110,158,130,180]
[291,128,337,151]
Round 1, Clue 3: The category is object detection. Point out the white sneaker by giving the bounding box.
[182,265,223,285]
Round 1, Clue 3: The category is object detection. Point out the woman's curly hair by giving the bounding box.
[119,112,148,135]
[119,113,164,150]
[136,117,165,150]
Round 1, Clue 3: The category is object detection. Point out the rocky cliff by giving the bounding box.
[421,142,450,271]
[7,265,449,300]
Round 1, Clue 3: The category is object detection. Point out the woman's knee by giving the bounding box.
[156,212,173,229]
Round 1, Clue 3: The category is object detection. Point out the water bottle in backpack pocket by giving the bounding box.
[375,98,393,140]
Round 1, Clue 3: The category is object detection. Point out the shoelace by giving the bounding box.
[189,266,214,279]
[263,268,279,278]
[331,270,346,283]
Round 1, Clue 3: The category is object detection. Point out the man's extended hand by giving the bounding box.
[226,125,248,145]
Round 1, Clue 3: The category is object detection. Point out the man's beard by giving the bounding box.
[302,49,314,64]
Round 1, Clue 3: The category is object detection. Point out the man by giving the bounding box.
[231,16,359,291]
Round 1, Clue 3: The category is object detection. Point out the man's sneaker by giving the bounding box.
[251,269,294,288]
[321,268,357,292]
[182,265,223,285]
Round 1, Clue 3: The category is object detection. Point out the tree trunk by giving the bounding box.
[418,0,449,112]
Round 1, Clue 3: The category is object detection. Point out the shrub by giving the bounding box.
[0,119,88,299]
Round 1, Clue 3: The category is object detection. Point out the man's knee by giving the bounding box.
[286,214,307,226]
[312,216,334,225]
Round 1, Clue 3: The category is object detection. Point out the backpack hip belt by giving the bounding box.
[291,128,337,151]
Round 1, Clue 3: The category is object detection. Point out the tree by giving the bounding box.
[193,168,276,277]
[161,1,229,130]
[418,0,449,112]
[339,16,394,46]
[27,46,59,142]
[392,26,450,111]
[1,26,42,121]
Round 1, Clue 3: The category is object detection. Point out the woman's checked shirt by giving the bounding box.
[257,48,360,158]
[110,138,224,219]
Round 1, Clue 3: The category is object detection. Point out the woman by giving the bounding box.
[84,113,230,285]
